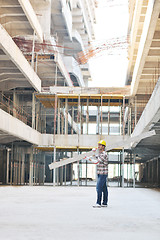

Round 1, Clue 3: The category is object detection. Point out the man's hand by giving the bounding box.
[92,148,97,156]
[92,148,97,152]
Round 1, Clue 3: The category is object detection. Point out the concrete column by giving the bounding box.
[32,93,36,129]
[86,99,89,134]
[31,31,35,69]
[158,158,160,187]
[121,148,125,188]
[55,64,58,86]
[81,105,83,134]
[129,107,132,135]
[6,149,10,184]
[108,100,110,135]
[152,160,154,185]
[77,148,80,187]
[13,91,19,118]
[70,152,73,185]
[157,158,159,186]
[10,144,14,185]
[60,152,63,186]
[122,96,125,136]
[85,160,88,186]
[119,105,122,135]
[29,149,34,186]
[118,153,120,187]
[57,99,61,134]
[71,106,74,134]
[21,150,25,185]
[127,162,129,187]
[64,165,67,186]
[36,102,40,131]
[133,154,136,188]
[18,150,21,185]
[65,98,68,134]
[135,96,137,126]
[101,95,103,135]
[44,108,47,134]
[53,146,56,186]
[96,105,100,134]
[77,95,81,135]
[61,105,64,134]
[42,153,45,185]
[33,153,36,185]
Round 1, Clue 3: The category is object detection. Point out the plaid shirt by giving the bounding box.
[96,151,108,175]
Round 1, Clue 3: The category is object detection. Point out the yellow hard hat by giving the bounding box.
[98,140,106,146]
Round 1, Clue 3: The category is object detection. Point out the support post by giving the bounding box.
[133,154,136,188]
[29,149,33,186]
[70,152,73,185]
[13,91,18,118]
[121,148,124,188]
[101,95,103,135]
[96,105,100,134]
[135,96,137,126]
[10,144,13,185]
[71,106,74,135]
[21,150,25,185]
[86,98,89,134]
[6,149,10,184]
[57,99,60,134]
[85,159,87,186]
[108,100,110,135]
[55,64,58,86]
[31,31,35,69]
[18,149,21,184]
[64,165,67,186]
[120,105,122,135]
[77,148,80,187]
[53,146,56,186]
[129,107,132,135]
[81,105,83,134]
[77,95,81,135]
[122,96,125,136]
[65,98,68,135]
[157,158,159,186]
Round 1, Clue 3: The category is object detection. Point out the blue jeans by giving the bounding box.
[96,174,108,205]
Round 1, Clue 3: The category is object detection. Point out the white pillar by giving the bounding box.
[32,93,36,129]
[53,146,56,186]
[6,149,10,184]
[65,98,68,134]
[133,154,136,188]
[29,149,33,186]
[86,98,89,134]
[121,148,125,188]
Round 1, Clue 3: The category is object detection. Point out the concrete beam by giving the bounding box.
[78,0,92,41]
[0,81,30,91]
[0,109,41,145]
[0,24,41,92]
[132,78,160,137]
[41,134,128,149]
[131,0,160,95]
[18,0,43,42]
[56,52,73,86]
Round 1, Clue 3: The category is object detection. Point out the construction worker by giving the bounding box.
[92,140,108,208]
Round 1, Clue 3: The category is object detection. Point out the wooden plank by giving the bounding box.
[48,130,155,170]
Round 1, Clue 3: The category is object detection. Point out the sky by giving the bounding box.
[89,0,129,87]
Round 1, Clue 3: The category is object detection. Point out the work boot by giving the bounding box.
[101,204,108,207]
[93,203,101,208]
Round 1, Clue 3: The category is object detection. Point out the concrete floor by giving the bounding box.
[0,186,160,240]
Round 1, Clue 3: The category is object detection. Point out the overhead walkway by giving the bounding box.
[131,78,160,161]
[0,108,41,145]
